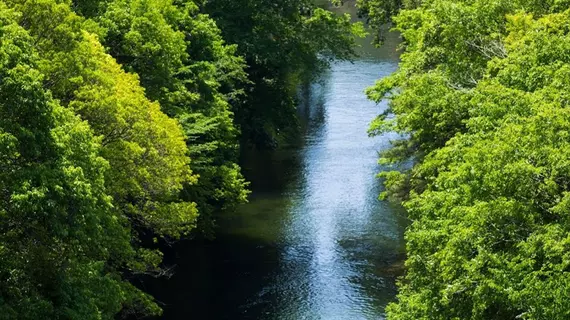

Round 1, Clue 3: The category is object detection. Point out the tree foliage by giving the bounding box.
[203,0,365,147]
[0,0,197,316]
[0,6,155,318]
[11,0,198,240]
[363,0,570,318]
[72,0,250,236]
[0,0,365,317]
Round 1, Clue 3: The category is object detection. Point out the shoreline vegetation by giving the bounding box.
[360,0,570,318]
[0,0,362,318]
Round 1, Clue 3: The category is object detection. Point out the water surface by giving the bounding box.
[142,4,406,319]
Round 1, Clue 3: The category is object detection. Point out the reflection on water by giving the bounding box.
[139,2,406,319]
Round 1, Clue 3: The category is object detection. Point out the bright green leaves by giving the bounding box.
[372,5,570,319]
[366,0,570,170]
[0,10,136,318]
[75,0,249,236]
[10,0,198,240]
[0,0,201,317]
[373,72,470,159]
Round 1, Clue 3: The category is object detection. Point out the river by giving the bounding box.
[140,3,406,319]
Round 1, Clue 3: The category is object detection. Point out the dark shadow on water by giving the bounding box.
[132,235,285,319]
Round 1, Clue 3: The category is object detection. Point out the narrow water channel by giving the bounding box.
[141,4,406,319]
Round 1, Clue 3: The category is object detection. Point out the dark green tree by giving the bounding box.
[203,0,365,147]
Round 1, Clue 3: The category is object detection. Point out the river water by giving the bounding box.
[142,3,406,319]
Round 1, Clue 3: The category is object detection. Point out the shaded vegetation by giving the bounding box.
[203,0,365,147]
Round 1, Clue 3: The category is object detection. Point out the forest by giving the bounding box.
[2,0,570,319]
[0,0,361,318]
[361,0,570,319]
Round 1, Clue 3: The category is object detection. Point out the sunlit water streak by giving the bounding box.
[241,58,404,320]
[138,3,407,319]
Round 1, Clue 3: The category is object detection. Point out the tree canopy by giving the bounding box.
[0,6,151,317]
[203,0,365,147]
[363,0,570,318]
[73,0,250,236]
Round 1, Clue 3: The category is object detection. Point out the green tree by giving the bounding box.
[364,2,570,318]
[0,6,156,318]
[203,0,365,147]
[0,3,199,317]
[366,0,570,198]
[73,0,250,235]
[7,0,198,241]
